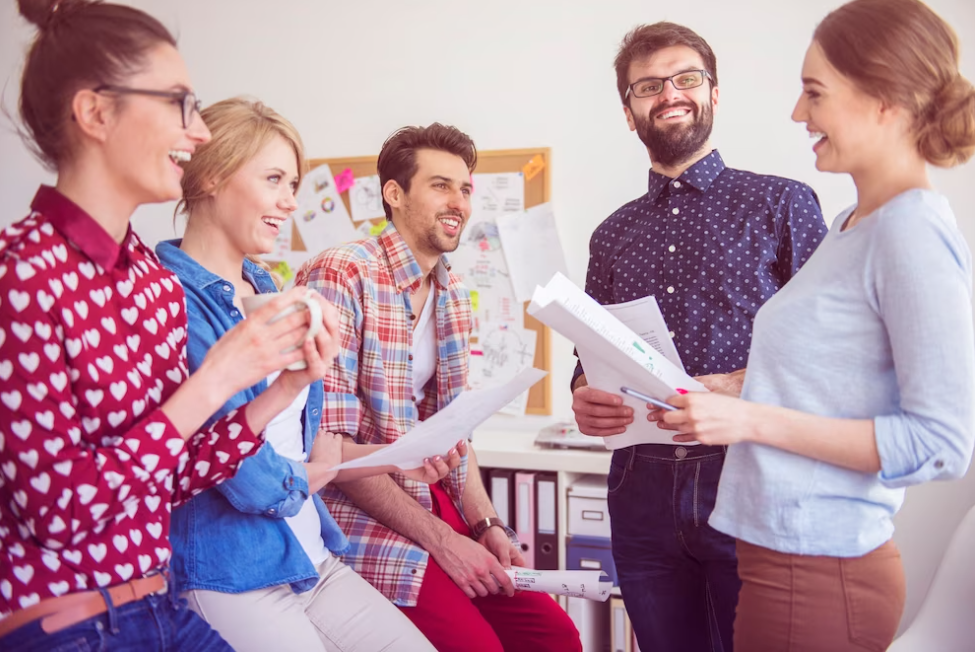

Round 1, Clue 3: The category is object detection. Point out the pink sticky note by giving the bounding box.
[334,168,355,194]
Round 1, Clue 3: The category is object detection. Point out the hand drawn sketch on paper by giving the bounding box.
[470,172,525,218]
[350,175,386,223]
[469,325,537,415]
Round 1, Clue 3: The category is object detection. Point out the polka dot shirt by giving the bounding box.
[574,150,827,381]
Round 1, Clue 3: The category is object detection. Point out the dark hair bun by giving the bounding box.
[918,75,975,167]
[17,0,64,29]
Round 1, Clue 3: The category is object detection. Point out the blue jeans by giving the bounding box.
[0,586,232,652]
[608,444,740,652]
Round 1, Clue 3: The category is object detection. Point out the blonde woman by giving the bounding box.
[156,98,460,651]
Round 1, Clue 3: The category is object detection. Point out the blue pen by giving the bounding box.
[620,386,677,411]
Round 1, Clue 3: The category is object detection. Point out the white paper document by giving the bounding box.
[604,295,685,372]
[331,367,548,471]
[497,203,570,303]
[291,163,359,255]
[528,273,706,449]
[349,175,387,223]
[468,324,538,416]
[449,217,522,330]
[504,568,612,602]
[471,172,525,219]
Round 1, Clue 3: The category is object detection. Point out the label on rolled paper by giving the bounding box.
[503,567,612,602]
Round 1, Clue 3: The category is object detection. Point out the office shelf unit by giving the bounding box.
[475,415,637,651]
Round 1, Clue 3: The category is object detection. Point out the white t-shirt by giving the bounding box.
[264,371,330,565]
[411,289,438,404]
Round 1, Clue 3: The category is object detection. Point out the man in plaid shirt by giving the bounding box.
[296,124,580,651]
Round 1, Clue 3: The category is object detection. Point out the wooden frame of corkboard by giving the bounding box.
[286,148,553,415]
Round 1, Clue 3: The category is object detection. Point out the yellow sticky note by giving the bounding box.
[470,290,480,312]
[369,222,386,236]
[522,154,546,181]
[273,261,294,283]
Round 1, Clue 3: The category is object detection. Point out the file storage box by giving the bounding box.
[567,475,612,539]
[566,535,618,586]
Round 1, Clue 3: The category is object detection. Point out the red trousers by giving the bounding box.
[399,483,582,652]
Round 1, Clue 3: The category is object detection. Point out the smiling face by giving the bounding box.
[385,148,473,259]
[99,43,211,204]
[207,135,299,256]
[624,45,718,168]
[792,41,891,175]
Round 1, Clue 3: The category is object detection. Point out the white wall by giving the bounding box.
[2,0,973,633]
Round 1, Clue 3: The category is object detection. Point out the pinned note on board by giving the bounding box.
[334,168,355,194]
[273,260,294,283]
[522,154,546,181]
[350,175,387,223]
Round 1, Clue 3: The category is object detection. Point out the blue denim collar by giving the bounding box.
[155,239,272,293]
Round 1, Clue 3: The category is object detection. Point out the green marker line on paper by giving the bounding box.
[633,341,645,354]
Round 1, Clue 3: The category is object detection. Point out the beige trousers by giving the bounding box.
[183,554,435,652]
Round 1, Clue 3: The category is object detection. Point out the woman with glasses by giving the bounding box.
[0,1,338,650]
[155,97,457,652]
[654,0,975,649]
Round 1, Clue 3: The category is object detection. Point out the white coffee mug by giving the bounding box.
[240,291,323,371]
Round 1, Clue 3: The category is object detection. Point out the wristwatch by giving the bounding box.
[471,517,507,540]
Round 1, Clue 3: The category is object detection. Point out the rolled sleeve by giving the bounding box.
[214,442,310,517]
[875,413,968,487]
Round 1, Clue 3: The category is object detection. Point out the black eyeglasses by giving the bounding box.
[626,70,712,99]
[93,85,202,129]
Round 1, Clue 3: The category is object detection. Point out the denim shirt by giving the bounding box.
[156,240,349,594]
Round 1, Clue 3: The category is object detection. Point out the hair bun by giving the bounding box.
[917,74,975,167]
[17,0,77,30]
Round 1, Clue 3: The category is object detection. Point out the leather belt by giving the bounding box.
[0,572,167,638]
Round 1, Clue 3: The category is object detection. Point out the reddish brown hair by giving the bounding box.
[815,0,975,166]
[614,22,718,106]
[17,0,177,170]
[377,123,477,220]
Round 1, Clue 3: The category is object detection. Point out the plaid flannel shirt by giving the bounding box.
[295,221,471,607]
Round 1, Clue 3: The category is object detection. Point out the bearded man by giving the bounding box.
[569,23,828,652]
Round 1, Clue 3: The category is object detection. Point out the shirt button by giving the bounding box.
[673,181,682,188]
[675,447,687,460]
[668,245,676,253]
[667,286,675,294]
[672,208,680,215]
[668,331,675,338]
[934,460,945,469]
[223,285,232,292]
[288,478,294,487]
[409,314,416,321]
[409,354,414,361]
[231,310,239,317]
[411,395,417,402]
[267,508,277,516]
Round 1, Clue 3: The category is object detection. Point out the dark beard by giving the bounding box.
[634,101,713,168]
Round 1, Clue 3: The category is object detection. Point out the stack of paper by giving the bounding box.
[528,273,706,449]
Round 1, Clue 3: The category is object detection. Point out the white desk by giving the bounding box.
[473,423,612,475]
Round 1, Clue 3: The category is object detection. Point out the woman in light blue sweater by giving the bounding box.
[651,0,975,649]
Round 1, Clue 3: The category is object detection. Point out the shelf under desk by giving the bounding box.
[472,415,612,476]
